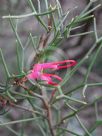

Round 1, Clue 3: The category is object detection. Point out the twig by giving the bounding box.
[40,87,55,136]
[19,83,43,100]
[49,88,57,103]
[19,83,55,135]
[10,102,45,117]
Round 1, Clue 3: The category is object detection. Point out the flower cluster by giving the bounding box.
[27,60,77,86]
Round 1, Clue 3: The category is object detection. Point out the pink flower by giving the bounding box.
[27,60,77,86]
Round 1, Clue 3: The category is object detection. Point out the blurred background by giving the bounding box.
[0,0,102,136]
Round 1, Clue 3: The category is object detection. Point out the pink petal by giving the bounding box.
[27,71,40,80]
[40,74,52,81]
[27,59,77,86]
[41,63,58,69]
[40,73,62,86]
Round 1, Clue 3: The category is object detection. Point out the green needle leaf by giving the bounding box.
[0,48,10,78]
[0,117,41,126]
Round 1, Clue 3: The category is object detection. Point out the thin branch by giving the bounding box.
[40,87,55,136]
[10,102,45,117]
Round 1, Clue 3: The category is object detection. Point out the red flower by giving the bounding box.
[27,60,77,86]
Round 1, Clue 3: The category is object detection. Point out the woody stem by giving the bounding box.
[40,87,55,136]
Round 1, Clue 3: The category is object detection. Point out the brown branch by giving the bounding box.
[19,83,43,100]
[40,88,55,136]
[10,102,45,117]
[19,83,55,135]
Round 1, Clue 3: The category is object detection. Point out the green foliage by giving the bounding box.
[0,0,102,136]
